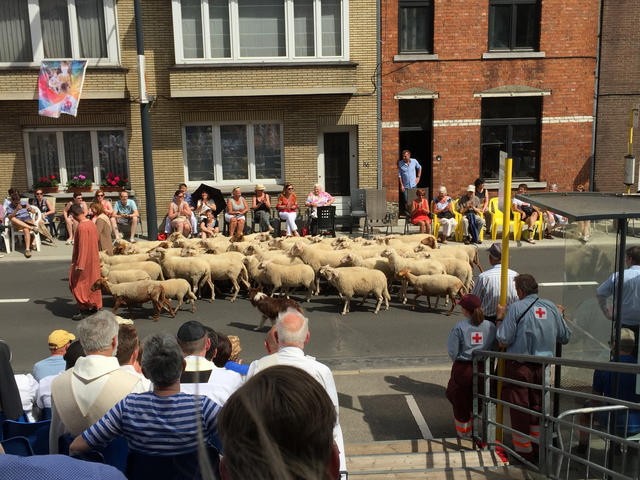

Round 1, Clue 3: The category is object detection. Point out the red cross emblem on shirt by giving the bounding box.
[535,307,547,319]
[471,332,483,345]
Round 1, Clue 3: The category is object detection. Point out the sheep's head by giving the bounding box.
[244,244,260,255]
[112,240,129,255]
[90,277,108,291]
[397,269,411,279]
[100,263,110,276]
[257,261,269,271]
[172,237,189,248]
[267,238,282,249]
[181,246,198,257]
[331,238,345,247]
[167,232,185,243]
[290,242,304,256]
[380,248,394,258]
[148,248,166,262]
[420,236,437,249]
[339,253,354,265]
[318,265,335,280]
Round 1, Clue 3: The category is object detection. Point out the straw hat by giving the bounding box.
[255,184,265,191]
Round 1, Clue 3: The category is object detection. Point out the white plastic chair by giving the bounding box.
[8,207,42,252]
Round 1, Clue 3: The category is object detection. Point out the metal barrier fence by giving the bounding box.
[472,350,640,479]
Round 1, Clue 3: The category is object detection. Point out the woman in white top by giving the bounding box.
[433,186,457,244]
[226,187,249,240]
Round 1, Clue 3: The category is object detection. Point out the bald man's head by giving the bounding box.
[276,309,310,348]
[264,326,279,354]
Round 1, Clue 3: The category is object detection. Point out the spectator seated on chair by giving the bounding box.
[212,332,249,376]
[410,189,431,234]
[195,190,217,222]
[277,183,299,237]
[305,184,335,236]
[33,189,56,237]
[93,190,114,218]
[512,184,540,244]
[200,209,219,238]
[116,324,151,392]
[432,186,457,244]
[112,191,139,243]
[6,193,39,258]
[178,183,194,210]
[219,365,340,480]
[90,202,114,255]
[63,192,89,245]
[225,187,249,240]
[34,330,75,381]
[456,185,485,244]
[69,333,221,458]
[474,178,490,234]
[3,187,19,211]
[167,190,193,237]
[252,184,274,233]
[543,184,567,239]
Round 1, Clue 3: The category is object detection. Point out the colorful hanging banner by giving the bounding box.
[38,60,88,118]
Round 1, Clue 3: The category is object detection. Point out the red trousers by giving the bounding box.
[502,360,542,454]
[446,360,484,437]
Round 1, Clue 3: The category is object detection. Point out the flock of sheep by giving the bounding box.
[92,231,483,324]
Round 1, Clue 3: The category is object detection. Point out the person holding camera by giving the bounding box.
[252,184,273,233]
[456,184,485,244]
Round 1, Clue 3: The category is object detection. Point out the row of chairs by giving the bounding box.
[1,200,45,254]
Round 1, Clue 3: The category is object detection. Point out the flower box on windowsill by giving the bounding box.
[102,186,126,192]
[39,186,59,194]
[67,186,93,193]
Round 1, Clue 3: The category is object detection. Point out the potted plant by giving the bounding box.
[101,172,129,192]
[66,173,93,193]
[33,174,60,193]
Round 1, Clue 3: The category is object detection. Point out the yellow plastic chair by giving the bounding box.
[515,205,544,241]
[489,197,520,241]
[430,200,440,238]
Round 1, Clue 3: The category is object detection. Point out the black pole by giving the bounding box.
[134,0,157,239]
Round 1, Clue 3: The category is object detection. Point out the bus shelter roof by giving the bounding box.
[515,193,640,222]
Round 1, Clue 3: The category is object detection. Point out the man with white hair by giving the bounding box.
[49,311,146,453]
[456,184,485,244]
[246,308,347,478]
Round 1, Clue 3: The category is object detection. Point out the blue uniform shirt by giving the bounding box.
[398,158,421,189]
[597,265,640,326]
[33,355,66,381]
[448,318,496,361]
[497,294,571,356]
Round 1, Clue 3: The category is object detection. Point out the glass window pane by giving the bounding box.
[399,5,431,53]
[515,3,537,49]
[0,0,32,62]
[76,0,107,58]
[512,124,538,178]
[482,97,540,120]
[182,0,204,58]
[41,0,72,58]
[488,4,510,50]
[321,0,341,56]
[399,100,431,129]
[254,124,281,179]
[209,0,231,58]
[29,132,59,183]
[185,126,214,181]
[98,131,128,185]
[294,0,315,57]
[480,125,507,181]
[220,125,248,180]
[238,0,285,57]
[63,131,93,182]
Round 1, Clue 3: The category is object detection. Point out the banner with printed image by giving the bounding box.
[38,60,88,118]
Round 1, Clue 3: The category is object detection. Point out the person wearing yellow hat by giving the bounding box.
[252,184,274,233]
[32,330,76,381]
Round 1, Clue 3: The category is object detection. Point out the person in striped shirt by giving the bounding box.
[69,333,221,457]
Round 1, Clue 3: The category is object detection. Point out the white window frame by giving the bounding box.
[0,0,120,68]
[23,127,129,188]
[171,0,349,64]
[182,121,284,188]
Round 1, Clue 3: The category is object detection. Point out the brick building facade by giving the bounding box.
[0,0,377,226]
[381,0,598,204]
[593,0,640,192]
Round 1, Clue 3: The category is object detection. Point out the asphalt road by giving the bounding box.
[1,234,636,443]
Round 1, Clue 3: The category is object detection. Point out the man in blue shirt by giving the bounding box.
[33,330,75,381]
[597,246,640,356]
[112,191,139,243]
[397,150,421,215]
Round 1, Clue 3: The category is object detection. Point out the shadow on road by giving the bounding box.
[33,296,78,318]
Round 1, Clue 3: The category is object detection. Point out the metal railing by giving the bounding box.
[472,350,640,479]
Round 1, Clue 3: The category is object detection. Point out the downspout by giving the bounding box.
[589,0,604,191]
[376,0,382,189]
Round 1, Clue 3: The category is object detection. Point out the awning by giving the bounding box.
[394,87,439,100]
[473,85,551,98]
[515,192,640,222]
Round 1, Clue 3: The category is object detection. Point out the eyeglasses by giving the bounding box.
[417,193,424,197]
[35,192,43,196]
[287,187,294,190]
[96,194,104,197]
[177,195,184,198]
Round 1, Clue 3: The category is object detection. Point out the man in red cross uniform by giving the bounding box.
[496,274,571,461]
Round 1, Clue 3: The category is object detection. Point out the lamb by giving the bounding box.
[339,253,394,280]
[91,278,174,321]
[152,278,198,313]
[257,261,315,301]
[99,252,150,265]
[244,245,303,266]
[419,238,482,272]
[397,270,465,314]
[148,249,214,300]
[289,242,351,294]
[106,269,151,284]
[200,237,231,253]
[248,286,303,330]
[181,252,249,302]
[417,255,473,291]
[318,266,390,315]
[381,248,446,303]
[104,261,165,280]
[243,256,267,286]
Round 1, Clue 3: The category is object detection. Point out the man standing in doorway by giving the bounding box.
[69,204,102,321]
[398,149,421,216]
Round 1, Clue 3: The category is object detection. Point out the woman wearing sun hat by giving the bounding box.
[445,294,496,438]
[252,184,273,233]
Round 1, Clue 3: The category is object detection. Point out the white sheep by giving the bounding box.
[418,254,473,291]
[419,238,482,272]
[339,253,394,280]
[99,252,150,265]
[397,270,465,314]
[244,244,303,266]
[243,255,267,286]
[257,261,315,301]
[152,278,198,313]
[318,266,390,315]
[105,261,165,280]
[91,278,173,321]
[183,252,250,302]
[289,242,351,295]
[381,248,446,303]
[106,269,151,284]
[148,249,214,300]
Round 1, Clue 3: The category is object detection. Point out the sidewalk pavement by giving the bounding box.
[0,224,620,264]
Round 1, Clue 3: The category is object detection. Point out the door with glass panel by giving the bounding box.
[317,127,357,215]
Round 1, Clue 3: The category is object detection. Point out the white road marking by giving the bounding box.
[538,281,598,287]
[334,365,451,376]
[0,298,29,303]
[405,394,433,440]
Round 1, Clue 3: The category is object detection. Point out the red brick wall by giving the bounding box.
[382,0,598,201]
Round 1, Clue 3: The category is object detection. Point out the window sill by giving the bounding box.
[393,54,438,62]
[186,183,284,195]
[171,61,357,69]
[485,181,547,190]
[29,189,136,200]
[482,51,546,59]
[0,63,126,72]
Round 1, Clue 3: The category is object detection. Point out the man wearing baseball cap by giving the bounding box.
[471,242,519,324]
[33,330,76,381]
[456,184,485,244]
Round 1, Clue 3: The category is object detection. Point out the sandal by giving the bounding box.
[65,239,73,245]
[525,238,536,244]
[24,249,32,258]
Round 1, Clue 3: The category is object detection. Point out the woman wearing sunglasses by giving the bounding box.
[277,183,299,237]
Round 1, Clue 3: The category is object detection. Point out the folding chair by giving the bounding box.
[1,436,34,456]
[126,447,221,480]
[363,189,392,237]
[403,188,419,234]
[349,189,367,235]
[7,208,43,252]
[315,205,336,237]
[2,419,51,455]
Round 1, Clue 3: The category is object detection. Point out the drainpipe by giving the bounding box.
[376,0,382,189]
[589,0,603,192]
